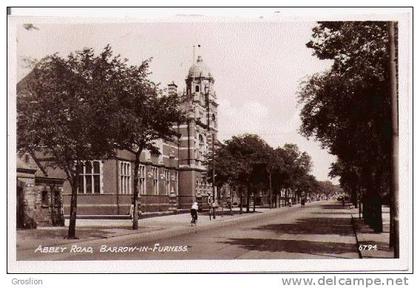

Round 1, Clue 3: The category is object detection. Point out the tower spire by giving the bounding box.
[193,44,201,64]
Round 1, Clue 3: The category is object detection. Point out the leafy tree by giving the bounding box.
[212,135,318,210]
[277,144,313,203]
[299,22,393,232]
[17,46,125,238]
[329,160,361,207]
[211,134,272,212]
[317,180,343,199]
[17,45,185,235]
[113,61,185,230]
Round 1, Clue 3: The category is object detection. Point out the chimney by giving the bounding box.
[168,82,178,96]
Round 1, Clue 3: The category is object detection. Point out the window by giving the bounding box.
[78,160,103,194]
[138,164,146,195]
[54,190,61,207]
[120,161,131,195]
[195,85,200,92]
[173,171,178,195]
[151,167,159,195]
[165,170,171,195]
[41,190,49,207]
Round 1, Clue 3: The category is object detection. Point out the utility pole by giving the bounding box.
[268,171,273,208]
[212,132,216,219]
[388,21,399,258]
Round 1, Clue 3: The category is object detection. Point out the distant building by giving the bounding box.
[17,53,219,217]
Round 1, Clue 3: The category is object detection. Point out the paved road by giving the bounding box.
[18,200,359,260]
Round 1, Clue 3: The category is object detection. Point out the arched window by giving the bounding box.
[195,85,200,92]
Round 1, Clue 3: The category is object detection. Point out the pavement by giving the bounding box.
[351,206,394,258]
[16,200,361,261]
[16,207,271,251]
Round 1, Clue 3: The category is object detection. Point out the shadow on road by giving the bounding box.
[220,238,356,256]
[218,202,358,258]
[319,203,346,210]
[312,211,354,215]
[252,217,354,236]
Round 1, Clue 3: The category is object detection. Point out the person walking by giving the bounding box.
[208,196,213,220]
[191,201,198,226]
[211,200,218,219]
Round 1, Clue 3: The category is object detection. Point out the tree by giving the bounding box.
[317,180,343,199]
[211,135,318,211]
[17,46,125,238]
[211,134,272,212]
[278,144,313,203]
[113,61,185,230]
[329,160,361,208]
[299,22,393,233]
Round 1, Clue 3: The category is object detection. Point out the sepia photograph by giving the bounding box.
[7,7,412,273]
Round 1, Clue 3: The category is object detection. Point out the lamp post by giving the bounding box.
[212,132,216,219]
[388,21,399,258]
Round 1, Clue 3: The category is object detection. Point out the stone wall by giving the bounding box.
[16,171,65,229]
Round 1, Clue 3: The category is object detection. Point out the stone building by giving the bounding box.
[16,156,65,228]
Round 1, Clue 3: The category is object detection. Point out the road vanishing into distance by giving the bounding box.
[17,201,359,261]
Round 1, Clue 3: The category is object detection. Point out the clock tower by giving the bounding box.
[178,54,218,209]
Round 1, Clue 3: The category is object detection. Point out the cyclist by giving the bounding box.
[191,201,198,226]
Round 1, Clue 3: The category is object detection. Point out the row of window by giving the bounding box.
[77,160,177,195]
[77,161,102,194]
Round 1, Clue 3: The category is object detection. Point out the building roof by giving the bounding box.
[187,56,213,79]
[16,157,37,175]
[17,157,31,169]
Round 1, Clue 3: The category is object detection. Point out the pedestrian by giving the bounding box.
[212,200,218,219]
[191,201,198,226]
[288,198,292,207]
[208,196,213,220]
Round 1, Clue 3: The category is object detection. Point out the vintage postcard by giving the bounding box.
[7,7,413,273]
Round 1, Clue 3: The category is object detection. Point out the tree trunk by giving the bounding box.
[268,171,273,208]
[132,152,141,230]
[230,186,233,215]
[352,186,358,208]
[358,186,362,219]
[239,187,243,214]
[67,169,79,239]
[246,183,251,213]
[253,191,256,212]
[364,172,383,233]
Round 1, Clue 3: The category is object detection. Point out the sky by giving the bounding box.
[16,21,337,183]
